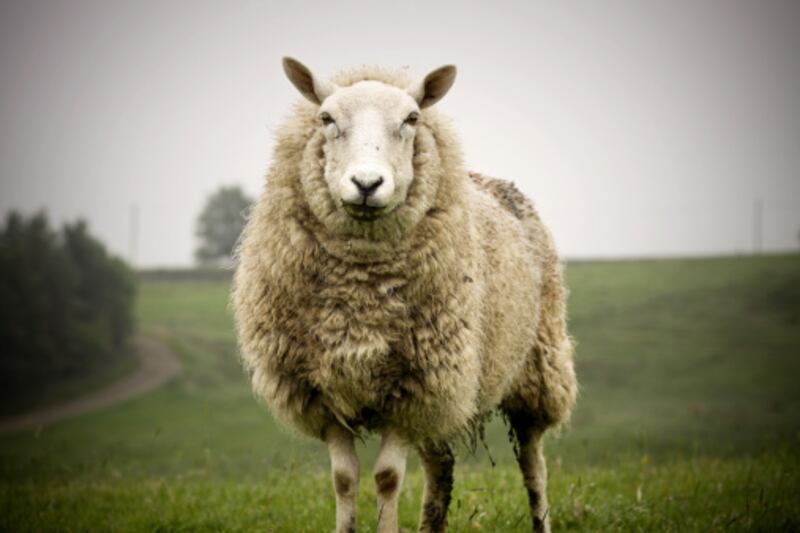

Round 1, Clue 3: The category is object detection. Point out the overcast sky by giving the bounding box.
[1,0,798,266]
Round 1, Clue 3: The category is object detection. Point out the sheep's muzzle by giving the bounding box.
[342,202,386,221]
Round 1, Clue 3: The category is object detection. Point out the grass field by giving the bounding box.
[1,255,799,531]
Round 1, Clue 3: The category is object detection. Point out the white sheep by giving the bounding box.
[232,57,577,533]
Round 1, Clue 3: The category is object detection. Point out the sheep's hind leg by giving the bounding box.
[326,424,360,533]
[507,412,550,533]
[417,440,454,533]
[374,429,408,533]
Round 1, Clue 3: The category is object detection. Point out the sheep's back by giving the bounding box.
[467,172,577,428]
[465,172,561,413]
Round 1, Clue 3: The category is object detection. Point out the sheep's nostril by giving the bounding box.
[351,175,384,196]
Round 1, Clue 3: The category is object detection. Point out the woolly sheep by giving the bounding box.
[232,57,578,533]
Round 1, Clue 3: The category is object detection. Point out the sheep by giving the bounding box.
[232,57,578,533]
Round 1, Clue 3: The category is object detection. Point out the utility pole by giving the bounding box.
[752,198,762,255]
[129,203,139,267]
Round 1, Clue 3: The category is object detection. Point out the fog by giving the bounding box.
[1,0,798,266]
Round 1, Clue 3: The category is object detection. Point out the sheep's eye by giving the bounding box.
[404,112,419,126]
[320,112,335,126]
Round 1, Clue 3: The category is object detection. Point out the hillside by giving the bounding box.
[1,255,798,531]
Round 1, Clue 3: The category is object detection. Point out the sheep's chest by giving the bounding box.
[297,261,481,436]
[303,269,411,417]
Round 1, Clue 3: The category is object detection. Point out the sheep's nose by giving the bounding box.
[350,174,384,197]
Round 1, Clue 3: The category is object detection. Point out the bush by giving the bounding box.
[0,212,136,412]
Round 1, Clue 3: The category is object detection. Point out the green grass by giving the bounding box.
[3,452,798,532]
[1,255,799,531]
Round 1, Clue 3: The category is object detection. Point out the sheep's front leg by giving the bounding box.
[509,415,550,533]
[373,429,408,533]
[417,440,454,533]
[326,424,360,533]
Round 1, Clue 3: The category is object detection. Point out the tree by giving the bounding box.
[0,212,80,387]
[0,212,136,413]
[194,185,253,265]
[63,220,136,351]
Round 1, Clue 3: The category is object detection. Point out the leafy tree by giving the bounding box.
[0,213,80,387]
[0,212,136,413]
[63,220,136,354]
[195,185,253,265]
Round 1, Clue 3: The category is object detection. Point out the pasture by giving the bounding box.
[1,255,798,531]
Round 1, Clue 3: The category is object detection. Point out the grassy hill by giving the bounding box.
[1,255,798,531]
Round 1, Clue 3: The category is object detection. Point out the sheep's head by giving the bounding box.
[283,57,456,225]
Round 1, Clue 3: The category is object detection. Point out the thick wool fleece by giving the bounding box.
[232,67,577,443]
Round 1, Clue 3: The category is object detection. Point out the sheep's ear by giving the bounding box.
[282,57,337,105]
[408,65,457,109]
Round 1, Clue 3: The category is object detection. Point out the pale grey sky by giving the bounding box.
[1,0,798,266]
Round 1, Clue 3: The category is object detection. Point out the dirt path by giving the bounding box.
[0,336,182,435]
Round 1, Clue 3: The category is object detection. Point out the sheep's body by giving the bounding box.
[233,64,577,533]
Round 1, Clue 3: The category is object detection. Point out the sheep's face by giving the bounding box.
[317,82,418,221]
[283,58,456,224]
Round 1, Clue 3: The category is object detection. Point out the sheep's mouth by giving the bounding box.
[342,202,385,221]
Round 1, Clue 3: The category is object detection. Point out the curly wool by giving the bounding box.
[232,66,577,443]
